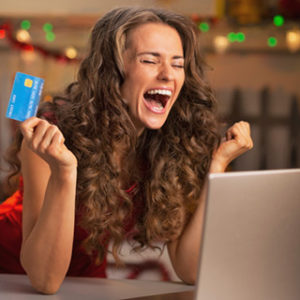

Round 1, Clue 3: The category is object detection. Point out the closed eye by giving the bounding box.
[141,59,156,64]
[173,64,184,69]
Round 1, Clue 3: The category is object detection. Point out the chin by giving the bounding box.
[145,120,166,130]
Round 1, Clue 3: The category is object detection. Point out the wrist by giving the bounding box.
[209,159,227,173]
[50,164,77,182]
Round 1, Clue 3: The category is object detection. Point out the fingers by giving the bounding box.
[51,131,65,147]
[39,126,63,154]
[30,120,49,149]
[20,117,42,140]
[20,117,64,155]
[226,121,253,150]
[20,117,77,171]
[211,121,254,172]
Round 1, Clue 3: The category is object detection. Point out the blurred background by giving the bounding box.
[0,0,299,280]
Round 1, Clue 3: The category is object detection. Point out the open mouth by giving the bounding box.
[143,89,172,113]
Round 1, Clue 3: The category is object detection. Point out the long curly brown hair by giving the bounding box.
[5,7,221,264]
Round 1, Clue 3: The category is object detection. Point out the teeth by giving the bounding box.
[155,102,163,109]
[152,101,164,112]
[147,89,172,96]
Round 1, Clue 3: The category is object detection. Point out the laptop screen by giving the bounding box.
[196,169,300,300]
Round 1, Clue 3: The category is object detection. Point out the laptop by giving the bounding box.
[129,168,300,300]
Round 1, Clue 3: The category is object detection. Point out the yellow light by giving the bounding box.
[43,94,53,102]
[64,46,77,59]
[286,30,300,53]
[16,29,31,42]
[213,35,229,54]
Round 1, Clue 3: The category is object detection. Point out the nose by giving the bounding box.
[157,62,174,82]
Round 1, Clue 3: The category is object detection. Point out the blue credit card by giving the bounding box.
[6,72,44,122]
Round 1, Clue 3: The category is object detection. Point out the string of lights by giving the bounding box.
[0,22,80,63]
[0,13,299,64]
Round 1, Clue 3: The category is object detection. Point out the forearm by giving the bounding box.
[168,180,207,284]
[168,162,226,284]
[20,168,77,294]
[169,122,253,284]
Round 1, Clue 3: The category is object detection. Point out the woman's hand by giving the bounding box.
[20,117,77,173]
[210,121,253,173]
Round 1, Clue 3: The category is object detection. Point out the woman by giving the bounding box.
[0,7,253,294]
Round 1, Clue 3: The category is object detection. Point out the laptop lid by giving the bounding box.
[195,168,300,300]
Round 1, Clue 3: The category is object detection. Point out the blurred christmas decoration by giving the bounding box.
[279,0,300,18]
[273,15,285,27]
[286,29,300,52]
[45,31,56,42]
[43,22,53,32]
[214,35,230,53]
[20,20,31,30]
[227,0,266,25]
[16,29,31,43]
[43,94,54,102]
[0,23,80,63]
[227,32,246,43]
[43,22,56,42]
[0,29,5,39]
[199,22,210,33]
[268,36,278,47]
[64,46,78,59]
[0,3,300,62]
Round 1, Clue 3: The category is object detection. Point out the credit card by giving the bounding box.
[6,72,44,121]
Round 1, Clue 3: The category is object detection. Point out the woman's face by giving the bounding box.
[120,22,185,135]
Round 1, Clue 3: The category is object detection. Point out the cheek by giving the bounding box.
[180,73,185,87]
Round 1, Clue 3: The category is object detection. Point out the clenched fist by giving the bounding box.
[210,121,253,173]
[20,117,77,172]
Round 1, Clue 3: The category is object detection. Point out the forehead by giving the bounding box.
[126,22,184,55]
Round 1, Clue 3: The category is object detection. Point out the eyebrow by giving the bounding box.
[137,52,184,59]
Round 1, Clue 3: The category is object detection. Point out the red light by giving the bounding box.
[0,29,6,39]
[22,44,34,51]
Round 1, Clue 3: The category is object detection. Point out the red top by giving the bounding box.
[0,178,141,276]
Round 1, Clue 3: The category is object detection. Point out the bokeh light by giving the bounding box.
[65,46,78,59]
[46,31,56,42]
[199,22,210,32]
[21,20,31,30]
[273,15,284,27]
[268,37,277,47]
[43,23,53,33]
[236,32,245,42]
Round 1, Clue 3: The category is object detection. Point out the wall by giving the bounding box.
[206,51,300,170]
[206,52,300,95]
[0,0,216,15]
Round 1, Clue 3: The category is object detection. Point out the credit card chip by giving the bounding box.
[24,78,33,88]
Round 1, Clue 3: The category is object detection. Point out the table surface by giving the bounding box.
[0,274,195,300]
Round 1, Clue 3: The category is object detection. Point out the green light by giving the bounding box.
[43,23,53,33]
[273,15,284,27]
[227,32,236,42]
[236,32,245,42]
[46,31,56,42]
[268,37,277,47]
[199,22,210,32]
[21,20,31,30]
